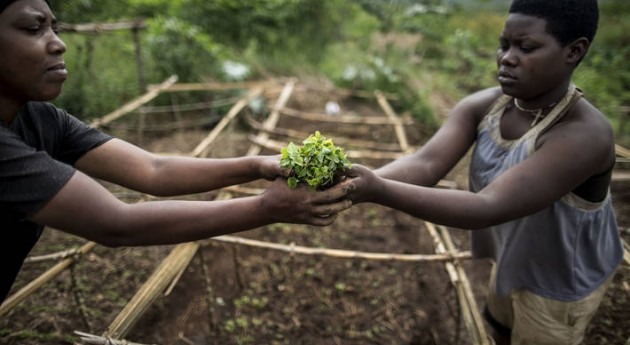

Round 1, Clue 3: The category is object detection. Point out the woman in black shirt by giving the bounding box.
[0,0,350,302]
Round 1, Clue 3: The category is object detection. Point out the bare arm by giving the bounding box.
[374,88,501,186]
[345,98,615,230]
[76,138,283,196]
[30,171,351,247]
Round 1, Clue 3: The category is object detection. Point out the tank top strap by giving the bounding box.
[534,84,583,136]
[477,94,511,134]
[486,94,512,121]
[477,85,583,148]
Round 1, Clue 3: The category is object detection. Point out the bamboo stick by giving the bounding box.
[281,107,414,125]
[104,117,217,132]
[245,116,405,152]
[436,225,489,344]
[375,90,412,153]
[190,87,263,157]
[221,185,265,195]
[247,135,405,160]
[616,144,630,158]
[297,84,399,100]
[623,239,630,267]
[160,79,282,93]
[162,263,187,297]
[138,97,242,114]
[425,223,475,341]
[613,170,630,182]
[23,247,83,264]
[74,331,155,345]
[424,223,489,345]
[60,20,146,34]
[247,79,297,156]
[0,241,97,317]
[103,243,199,339]
[208,235,473,262]
[90,75,178,128]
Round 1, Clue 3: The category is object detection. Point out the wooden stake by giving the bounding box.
[74,331,155,345]
[208,235,473,263]
[247,79,297,156]
[190,87,263,157]
[424,222,490,345]
[281,107,414,125]
[375,90,412,153]
[0,241,97,317]
[103,243,199,339]
[90,75,178,128]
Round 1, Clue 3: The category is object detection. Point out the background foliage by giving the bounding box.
[52,0,629,144]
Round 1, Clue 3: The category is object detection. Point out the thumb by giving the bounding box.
[345,165,366,178]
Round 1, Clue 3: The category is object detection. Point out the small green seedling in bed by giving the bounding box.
[280,131,352,190]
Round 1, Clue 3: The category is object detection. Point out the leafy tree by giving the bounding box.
[144,16,225,83]
[54,0,130,22]
[176,0,350,67]
[56,32,142,119]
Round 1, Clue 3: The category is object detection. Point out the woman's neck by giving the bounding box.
[516,80,572,109]
[0,98,24,125]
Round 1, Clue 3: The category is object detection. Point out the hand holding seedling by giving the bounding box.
[262,177,351,225]
[279,131,352,190]
[257,155,289,180]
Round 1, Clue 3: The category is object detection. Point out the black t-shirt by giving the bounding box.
[0,102,112,302]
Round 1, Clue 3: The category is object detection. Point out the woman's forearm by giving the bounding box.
[99,197,270,247]
[375,179,499,230]
[148,155,265,196]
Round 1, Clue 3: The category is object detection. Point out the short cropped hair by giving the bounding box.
[508,0,599,46]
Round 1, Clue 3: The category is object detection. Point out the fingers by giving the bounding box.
[309,213,338,226]
[302,199,351,226]
[265,176,353,227]
[313,199,352,216]
[310,183,349,204]
[261,155,288,180]
[344,164,368,178]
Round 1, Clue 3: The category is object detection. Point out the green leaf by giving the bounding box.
[287,176,298,189]
[279,131,352,189]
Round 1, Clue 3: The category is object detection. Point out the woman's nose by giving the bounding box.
[498,47,517,66]
[47,32,66,55]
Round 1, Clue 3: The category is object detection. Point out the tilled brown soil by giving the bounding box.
[1,85,628,345]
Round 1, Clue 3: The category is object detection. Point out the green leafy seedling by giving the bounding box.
[279,131,352,189]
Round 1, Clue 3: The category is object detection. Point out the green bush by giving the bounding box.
[55,33,141,120]
[143,16,225,83]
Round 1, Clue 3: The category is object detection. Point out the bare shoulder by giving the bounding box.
[541,97,616,173]
[452,87,505,121]
[559,98,614,143]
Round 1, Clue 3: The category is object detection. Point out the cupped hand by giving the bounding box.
[261,177,352,226]
[337,164,381,204]
[258,155,289,180]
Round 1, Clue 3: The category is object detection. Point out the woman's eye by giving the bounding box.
[24,24,58,35]
[520,46,535,53]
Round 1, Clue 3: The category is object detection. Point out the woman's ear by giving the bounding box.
[566,37,589,64]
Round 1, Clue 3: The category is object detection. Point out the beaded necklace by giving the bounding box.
[513,98,558,127]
